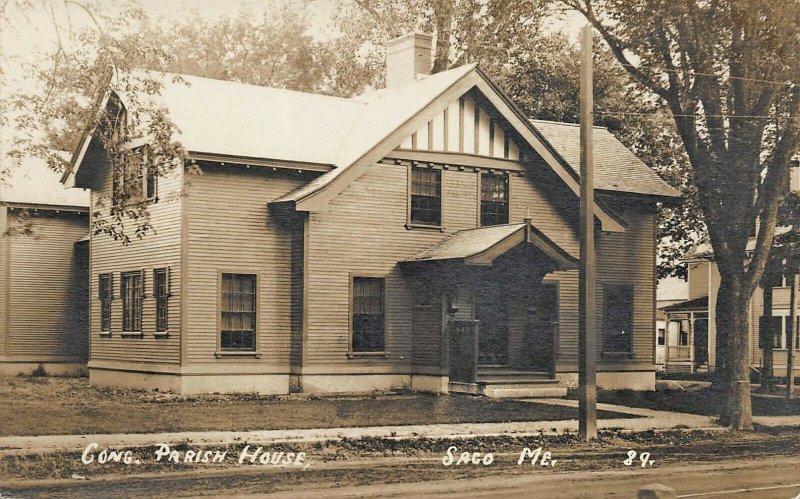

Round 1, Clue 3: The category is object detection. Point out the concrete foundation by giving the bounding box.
[411,375,449,393]
[300,374,410,394]
[89,368,290,395]
[0,362,87,377]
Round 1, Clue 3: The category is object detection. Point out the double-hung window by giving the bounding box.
[410,167,441,226]
[352,277,386,353]
[220,273,257,351]
[121,271,143,333]
[480,173,509,226]
[603,284,634,353]
[99,274,113,333]
[154,268,169,333]
[112,148,158,205]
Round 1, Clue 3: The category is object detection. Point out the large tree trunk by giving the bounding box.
[715,274,754,429]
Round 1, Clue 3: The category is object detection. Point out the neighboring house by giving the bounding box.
[0,158,90,375]
[62,33,680,395]
[661,166,800,375]
[655,276,689,371]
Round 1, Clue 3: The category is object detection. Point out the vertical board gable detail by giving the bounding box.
[397,94,523,161]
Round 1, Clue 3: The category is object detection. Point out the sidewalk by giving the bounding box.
[0,400,728,457]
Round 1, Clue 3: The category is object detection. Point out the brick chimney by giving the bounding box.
[386,33,433,88]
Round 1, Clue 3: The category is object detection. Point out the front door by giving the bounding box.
[475,280,508,365]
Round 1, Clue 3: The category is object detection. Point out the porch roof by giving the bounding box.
[660,295,709,313]
[403,222,578,270]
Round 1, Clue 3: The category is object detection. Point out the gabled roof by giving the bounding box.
[685,226,793,260]
[275,64,477,205]
[64,64,674,230]
[403,222,578,270]
[531,120,681,199]
[1,156,89,209]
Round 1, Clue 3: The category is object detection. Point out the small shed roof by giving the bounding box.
[409,223,525,262]
[660,295,709,313]
[1,156,89,208]
[404,222,578,269]
[530,120,681,199]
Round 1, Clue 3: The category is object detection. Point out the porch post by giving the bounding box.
[664,313,670,370]
[689,313,695,372]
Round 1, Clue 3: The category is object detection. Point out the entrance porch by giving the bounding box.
[660,297,710,374]
[401,222,577,397]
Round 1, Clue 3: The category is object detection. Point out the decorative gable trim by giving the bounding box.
[291,68,624,233]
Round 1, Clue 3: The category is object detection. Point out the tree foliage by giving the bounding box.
[563,0,800,429]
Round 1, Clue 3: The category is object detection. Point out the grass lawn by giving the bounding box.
[594,387,800,417]
[1,375,636,437]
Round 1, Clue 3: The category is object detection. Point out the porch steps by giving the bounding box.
[450,369,568,399]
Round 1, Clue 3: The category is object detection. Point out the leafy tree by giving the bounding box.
[2,1,354,243]
[563,0,800,429]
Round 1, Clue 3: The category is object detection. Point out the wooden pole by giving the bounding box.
[787,273,797,400]
[578,24,597,441]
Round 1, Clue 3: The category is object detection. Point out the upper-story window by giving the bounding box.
[480,173,509,226]
[410,166,441,226]
[112,148,158,205]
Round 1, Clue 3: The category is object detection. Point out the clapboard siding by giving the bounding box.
[89,160,182,364]
[688,262,709,299]
[595,204,657,365]
[304,158,614,370]
[185,164,307,366]
[7,209,88,358]
[0,206,8,355]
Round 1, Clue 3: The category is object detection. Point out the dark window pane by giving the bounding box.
[352,277,385,352]
[99,274,112,332]
[154,269,168,332]
[220,273,257,351]
[480,173,508,226]
[603,284,633,353]
[121,272,143,332]
[410,167,441,225]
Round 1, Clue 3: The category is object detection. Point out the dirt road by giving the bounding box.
[3,431,799,498]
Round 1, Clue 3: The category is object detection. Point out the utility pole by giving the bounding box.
[787,272,797,400]
[578,24,597,441]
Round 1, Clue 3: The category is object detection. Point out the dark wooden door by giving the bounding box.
[448,320,479,383]
[475,280,509,366]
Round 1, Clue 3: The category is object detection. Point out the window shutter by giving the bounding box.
[141,268,146,297]
[165,266,171,295]
[110,273,114,300]
[97,275,103,300]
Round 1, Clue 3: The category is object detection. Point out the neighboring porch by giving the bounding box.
[660,297,710,374]
[402,221,577,397]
